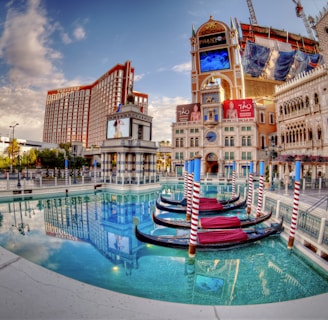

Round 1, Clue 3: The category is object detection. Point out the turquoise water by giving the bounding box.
[0,188,327,306]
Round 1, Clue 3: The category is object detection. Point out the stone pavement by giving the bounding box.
[1,247,327,320]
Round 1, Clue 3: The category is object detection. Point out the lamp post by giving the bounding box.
[17,154,21,188]
[265,138,282,191]
[9,123,19,173]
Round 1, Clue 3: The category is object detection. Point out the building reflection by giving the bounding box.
[42,190,156,270]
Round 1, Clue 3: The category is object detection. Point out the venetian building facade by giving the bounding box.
[171,17,277,177]
[274,9,328,181]
[274,65,328,179]
[314,4,328,64]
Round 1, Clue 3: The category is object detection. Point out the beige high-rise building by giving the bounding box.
[43,61,148,148]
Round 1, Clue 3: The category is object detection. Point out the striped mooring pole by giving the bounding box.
[188,155,201,258]
[183,160,188,200]
[246,161,254,215]
[186,159,194,222]
[94,160,97,184]
[231,161,236,197]
[256,160,265,217]
[288,159,301,249]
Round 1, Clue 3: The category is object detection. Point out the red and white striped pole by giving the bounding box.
[246,161,254,215]
[288,158,301,249]
[256,160,265,217]
[183,160,188,200]
[188,155,201,258]
[186,159,194,222]
[231,161,236,197]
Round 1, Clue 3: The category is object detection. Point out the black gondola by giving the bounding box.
[152,210,272,229]
[160,193,240,207]
[135,218,284,251]
[155,197,247,215]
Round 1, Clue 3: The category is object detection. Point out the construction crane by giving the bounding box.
[292,0,315,39]
[246,0,258,25]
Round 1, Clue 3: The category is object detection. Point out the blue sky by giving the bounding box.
[0,0,327,143]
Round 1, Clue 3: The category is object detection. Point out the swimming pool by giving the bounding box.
[0,188,327,306]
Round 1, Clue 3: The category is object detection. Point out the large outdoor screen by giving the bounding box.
[199,48,230,73]
[107,118,130,139]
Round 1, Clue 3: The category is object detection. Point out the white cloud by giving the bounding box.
[0,0,68,141]
[172,62,191,73]
[73,26,86,40]
[148,95,190,143]
[134,73,145,82]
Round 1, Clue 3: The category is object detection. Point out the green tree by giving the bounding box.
[5,138,20,167]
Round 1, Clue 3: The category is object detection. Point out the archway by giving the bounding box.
[205,152,218,173]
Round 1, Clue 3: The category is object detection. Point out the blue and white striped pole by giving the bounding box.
[94,160,97,184]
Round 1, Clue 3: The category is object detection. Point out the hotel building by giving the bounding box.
[43,61,148,148]
[170,15,325,178]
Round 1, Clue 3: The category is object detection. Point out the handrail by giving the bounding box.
[304,195,328,213]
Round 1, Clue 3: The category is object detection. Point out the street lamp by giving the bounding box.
[9,123,19,173]
[17,154,21,188]
[265,138,282,191]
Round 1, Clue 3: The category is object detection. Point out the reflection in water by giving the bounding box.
[0,188,327,305]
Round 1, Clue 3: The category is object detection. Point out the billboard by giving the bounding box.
[107,118,130,139]
[176,103,201,122]
[199,32,227,48]
[223,99,254,119]
[199,48,230,73]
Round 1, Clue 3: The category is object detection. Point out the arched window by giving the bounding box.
[230,137,234,146]
[225,137,229,146]
[314,93,319,105]
[242,136,247,146]
[305,96,310,108]
[317,127,322,140]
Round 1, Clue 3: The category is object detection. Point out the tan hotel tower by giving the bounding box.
[43,61,148,148]
[172,16,277,177]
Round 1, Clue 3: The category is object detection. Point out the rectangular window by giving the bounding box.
[260,111,265,123]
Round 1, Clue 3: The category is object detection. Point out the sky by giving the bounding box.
[0,0,327,144]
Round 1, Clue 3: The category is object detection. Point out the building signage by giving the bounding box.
[176,103,201,122]
[223,99,254,119]
[199,32,226,48]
